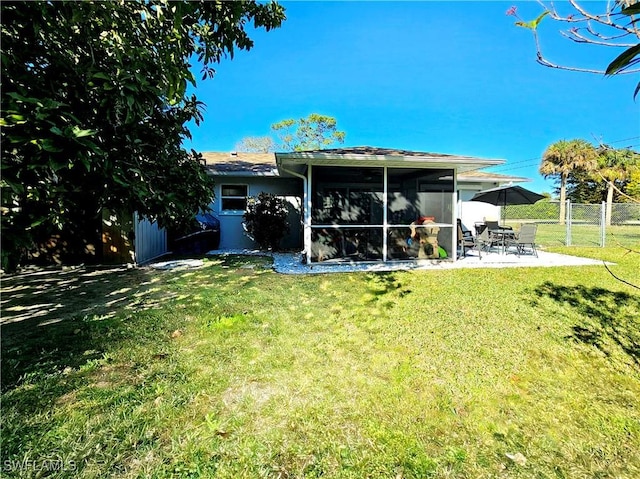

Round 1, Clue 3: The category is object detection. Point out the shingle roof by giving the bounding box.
[458,171,530,183]
[295,146,471,159]
[200,149,526,183]
[201,152,276,175]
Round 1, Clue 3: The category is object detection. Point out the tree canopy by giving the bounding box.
[235,136,276,153]
[272,113,346,151]
[540,139,598,223]
[234,114,346,153]
[542,139,639,224]
[1,1,286,269]
[596,146,639,224]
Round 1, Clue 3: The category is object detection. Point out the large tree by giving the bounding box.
[234,136,276,153]
[234,113,346,153]
[595,146,640,225]
[271,113,346,151]
[565,146,640,215]
[540,139,598,224]
[1,1,285,270]
[565,169,608,204]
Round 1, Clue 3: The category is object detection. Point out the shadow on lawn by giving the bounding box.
[1,255,271,395]
[364,272,411,298]
[534,281,640,366]
[0,262,202,393]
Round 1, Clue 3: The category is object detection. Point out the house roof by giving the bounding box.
[279,146,484,159]
[202,152,278,176]
[458,171,530,184]
[202,148,525,183]
[275,146,505,174]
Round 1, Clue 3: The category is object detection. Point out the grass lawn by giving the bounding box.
[1,247,639,478]
[502,222,640,249]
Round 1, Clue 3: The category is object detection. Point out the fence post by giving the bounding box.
[566,200,572,246]
[600,201,606,247]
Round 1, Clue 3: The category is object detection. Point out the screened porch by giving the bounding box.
[275,147,503,265]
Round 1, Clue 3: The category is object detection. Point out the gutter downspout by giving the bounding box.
[279,165,311,264]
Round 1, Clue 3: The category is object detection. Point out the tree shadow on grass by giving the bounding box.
[0,256,275,472]
[534,281,640,366]
[1,256,272,394]
[0,258,224,394]
[364,272,411,298]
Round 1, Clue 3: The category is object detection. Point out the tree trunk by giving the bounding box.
[559,173,567,225]
[606,183,614,227]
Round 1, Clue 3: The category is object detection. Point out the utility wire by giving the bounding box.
[458,136,640,177]
[487,139,640,174]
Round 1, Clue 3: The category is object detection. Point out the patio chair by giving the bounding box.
[457,221,476,258]
[505,223,538,257]
[485,220,500,231]
[476,227,495,257]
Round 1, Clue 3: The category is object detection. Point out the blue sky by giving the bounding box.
[186,1,640,195]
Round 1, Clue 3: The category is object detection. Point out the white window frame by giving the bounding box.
[219,184,248,215]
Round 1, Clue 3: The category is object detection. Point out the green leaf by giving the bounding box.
[71,126,97,138]
[91,72,111,80]
[29,217,46,228]
[6,92,38,104]
[41,139,64,152]
[515,10,549,30]
[79,157,92,171]
[113,174,128,187]
[530,10,549,28]
[2,178,25,194]
[621,3,640,16]
[5,114,27,124]
[606,44,640,75]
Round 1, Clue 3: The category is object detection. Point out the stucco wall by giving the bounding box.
[457,186,501,231]
[209,177,303,250]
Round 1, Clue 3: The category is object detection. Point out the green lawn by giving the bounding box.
[1,249,639,478]
[502,222,640,249]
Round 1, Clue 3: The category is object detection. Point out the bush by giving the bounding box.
[243,192,290,251]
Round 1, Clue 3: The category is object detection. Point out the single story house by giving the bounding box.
[202,147,528,263]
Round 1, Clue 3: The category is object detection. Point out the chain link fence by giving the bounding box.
[503,202,640,249]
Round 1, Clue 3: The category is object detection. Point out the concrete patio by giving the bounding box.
[206,248,606,275]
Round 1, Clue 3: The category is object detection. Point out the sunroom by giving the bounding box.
[275,147,503,264]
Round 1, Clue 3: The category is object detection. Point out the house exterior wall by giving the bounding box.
[209,177,303,250]
[457,182,501,231]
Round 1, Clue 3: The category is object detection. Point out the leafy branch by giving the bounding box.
[508,1,640,96]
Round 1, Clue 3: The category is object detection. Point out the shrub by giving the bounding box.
[243,192,290,251]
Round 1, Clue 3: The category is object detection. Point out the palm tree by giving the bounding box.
[596,147,640,225]
[539,139,598,224]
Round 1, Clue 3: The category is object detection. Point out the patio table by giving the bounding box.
[489,228,515,254]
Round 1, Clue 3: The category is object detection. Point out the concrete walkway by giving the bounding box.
[206,249,606,275]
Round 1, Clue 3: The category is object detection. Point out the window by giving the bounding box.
[220,184,248,212]
[387,168,454,224]
[312,167,383,224]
